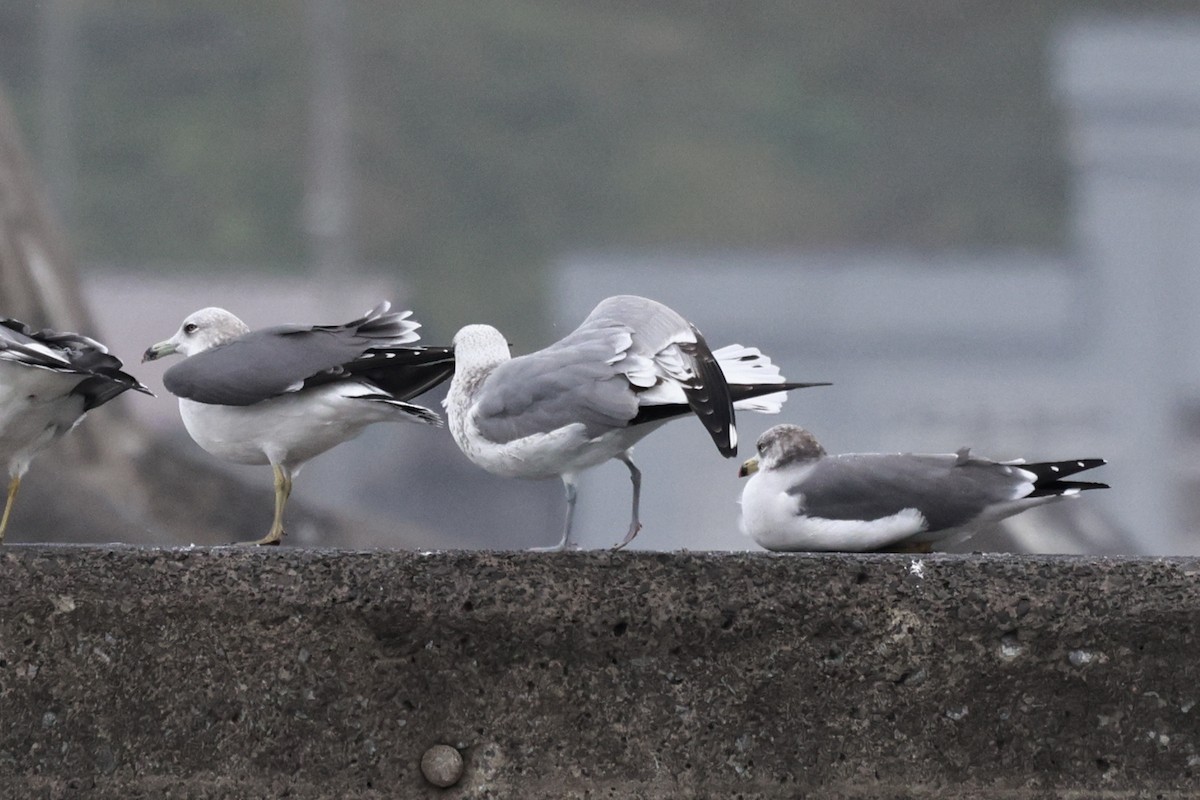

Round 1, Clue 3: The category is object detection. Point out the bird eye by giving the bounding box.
[183,323,198,334]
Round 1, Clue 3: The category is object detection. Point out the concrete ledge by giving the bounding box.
[1,547,1198,798]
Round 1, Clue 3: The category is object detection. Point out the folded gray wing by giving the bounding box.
[580,295,691,351]
[163,325,383,406]
[582,295,736,455]
[472,321,641,445]
[791,454,1027,529]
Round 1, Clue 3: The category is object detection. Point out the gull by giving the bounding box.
[738,424,1108,553]
[0,316,151,542]
[143,302,454,545]
[445,295,828,550]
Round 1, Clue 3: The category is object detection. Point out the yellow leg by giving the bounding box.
[0,476,18,545]
[242,464,291,546]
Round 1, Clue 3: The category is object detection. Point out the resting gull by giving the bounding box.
[445,295,828,550]
[738,424,1108,553]
[0,316,151,542]
[143,302,454,545]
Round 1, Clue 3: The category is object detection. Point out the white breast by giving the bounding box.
[178,382,404,468]
[0,365,88,476]
[739,466,929,552]
[452,414,658,480]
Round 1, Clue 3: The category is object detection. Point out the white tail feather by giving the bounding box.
[633,342,795,413]
[734,391,788,414]
[713,344,785,385]
[357,304,423,348]
[714,344,790,414]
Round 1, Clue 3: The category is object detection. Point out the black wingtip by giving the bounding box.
[680,325,738,457]
[1020,456,1109,498]
[726,381,830,405]
[354,346,456,401]
[1023,458,1107,484]
[1029,479,1110,498]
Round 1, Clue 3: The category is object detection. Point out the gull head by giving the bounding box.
[451,324,512,372]
[739,423,827,477]
[143,307,251,361]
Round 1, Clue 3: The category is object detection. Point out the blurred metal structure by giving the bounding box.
[1052,17,1200,553]
[0,81,94,339]
[37,0,81,232]
[304,0,355,288]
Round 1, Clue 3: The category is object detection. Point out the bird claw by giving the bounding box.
[528,540,581,553]
[234,534,283,547]
[613,522,643,550]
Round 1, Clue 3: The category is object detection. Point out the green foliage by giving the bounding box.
[72,2,307,266]
[1,1,1193,336]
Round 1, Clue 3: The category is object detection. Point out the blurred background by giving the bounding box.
[0,1,1195,553]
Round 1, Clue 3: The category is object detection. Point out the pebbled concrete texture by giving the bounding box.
[1,547,1198,799]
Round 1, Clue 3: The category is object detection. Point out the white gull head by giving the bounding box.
[144,307,250,361]
[444,323,513,450]
[450,324,511,372]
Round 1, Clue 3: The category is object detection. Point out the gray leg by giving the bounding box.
[530,475,577,552]
[615,455,642,549]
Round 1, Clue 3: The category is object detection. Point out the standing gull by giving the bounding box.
[143,302,454,545]
[445,295,828,550]
[0,317,151,542]
[738,424,1108,553]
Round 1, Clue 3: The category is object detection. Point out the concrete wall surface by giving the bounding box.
[1,547,1198,799]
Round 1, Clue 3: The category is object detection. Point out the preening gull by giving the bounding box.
[143,302,454,545]
[738,424,1108,553]
[0,317,151,542]
[445,295,828,550]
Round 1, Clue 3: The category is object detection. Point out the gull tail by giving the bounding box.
[317,301,423,348]
[714,344,830,413]
[630,340,829,458]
